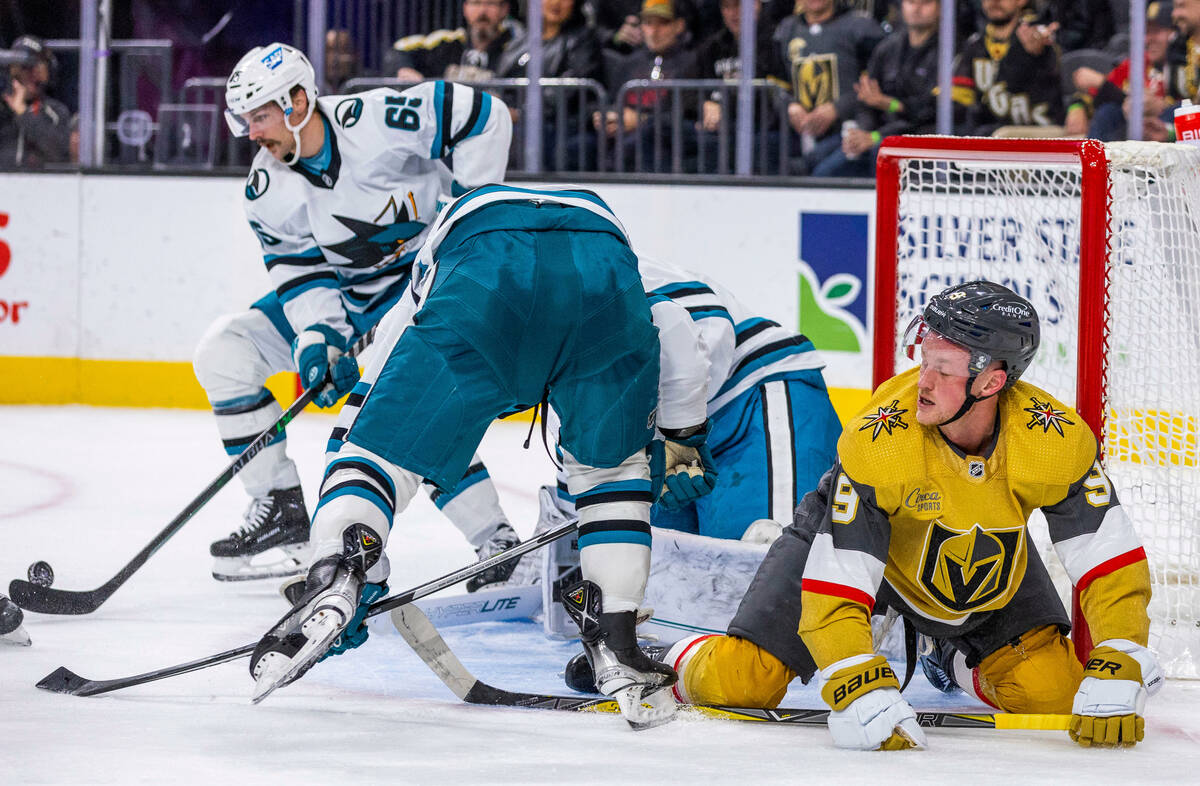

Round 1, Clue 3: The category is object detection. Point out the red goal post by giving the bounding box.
[871,135,1200,678]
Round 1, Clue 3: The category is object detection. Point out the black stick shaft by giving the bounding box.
[10,328,376,615]
[36,519,575,696]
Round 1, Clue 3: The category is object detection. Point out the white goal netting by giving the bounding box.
[883,139,1200,678]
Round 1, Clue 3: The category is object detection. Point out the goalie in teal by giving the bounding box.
[249,184,700,729]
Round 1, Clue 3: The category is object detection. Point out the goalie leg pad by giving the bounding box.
[974,624,1082,714]
[669,633,795,708]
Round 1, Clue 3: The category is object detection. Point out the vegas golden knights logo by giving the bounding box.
[791,53,838,111]
[919,521,1023,612]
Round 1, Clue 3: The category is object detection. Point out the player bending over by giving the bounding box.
[248,184,683,728]
[573,280,1161,749]
[539,257,842,637]
[194,43,520,584]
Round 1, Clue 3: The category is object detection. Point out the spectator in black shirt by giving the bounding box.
[386,0,524,82]
[585,0,645,54]
[694,0,777,171]
[0,35,71,169]
[595,0,700,171]
[507,0,606,170]
[952,0,1064,135]
[812,0,940,176]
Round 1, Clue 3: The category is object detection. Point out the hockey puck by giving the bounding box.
[27,561,54,588]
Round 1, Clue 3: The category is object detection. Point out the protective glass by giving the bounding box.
[903,316,977,381]
[224,108,250,137]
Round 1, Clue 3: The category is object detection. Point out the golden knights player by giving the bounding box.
[599,281,1161,750]
[951,0,1064,134]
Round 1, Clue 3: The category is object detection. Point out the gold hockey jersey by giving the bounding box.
[798,368,1151,669]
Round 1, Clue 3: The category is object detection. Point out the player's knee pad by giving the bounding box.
[975,625,1083,714]
[193,311,278,397]
[670,634,795,708]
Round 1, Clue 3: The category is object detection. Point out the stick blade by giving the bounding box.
[8,579,102,615]
[37,667,96,696]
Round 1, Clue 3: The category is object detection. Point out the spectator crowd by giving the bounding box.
[5,0,1200,174]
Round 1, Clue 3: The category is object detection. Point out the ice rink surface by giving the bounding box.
[3,405,1199,784]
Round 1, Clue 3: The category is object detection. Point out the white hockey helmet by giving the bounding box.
[224,43,319,162]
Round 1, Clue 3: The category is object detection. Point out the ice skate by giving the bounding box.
[564,643,667,694]
[0,594,30,646]
[211,486,310,582]
[560,579,678,730]
[250,554,363,703]
[918,635,963,695]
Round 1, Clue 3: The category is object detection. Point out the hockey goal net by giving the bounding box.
[873,136,1200,679]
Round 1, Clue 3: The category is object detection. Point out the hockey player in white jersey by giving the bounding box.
[193,43,518,582]
[249,184,680,728]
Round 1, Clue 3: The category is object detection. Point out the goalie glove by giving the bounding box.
[821,654,926,751]
[292,325,360,408]
[650,421,718,510]
[1070,639,1164,748]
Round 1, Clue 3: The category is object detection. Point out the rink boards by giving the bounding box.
[0,173,881,420]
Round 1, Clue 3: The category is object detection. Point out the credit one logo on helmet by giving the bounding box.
[991,302,1031,319]
[261,46,285,70]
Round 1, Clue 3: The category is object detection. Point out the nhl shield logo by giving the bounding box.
[245,168,269,200]
[919,521,1023,612]
[335,97,364,129]
[968,460,984,478]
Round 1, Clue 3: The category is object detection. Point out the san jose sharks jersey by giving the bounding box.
[639,258,826,427]
[796,367,1151,670]
[242,81,511,341]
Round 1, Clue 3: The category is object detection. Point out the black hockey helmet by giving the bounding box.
[911,280,1040,390]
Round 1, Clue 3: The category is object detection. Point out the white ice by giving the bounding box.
[2,406,1198,784]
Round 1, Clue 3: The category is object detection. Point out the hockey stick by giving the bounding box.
[389,603,1073,732]
[35,518,576,696]
[9,328,377,616]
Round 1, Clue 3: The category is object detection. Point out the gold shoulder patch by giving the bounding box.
[1003,380,1097,485]
[838,368,925,490]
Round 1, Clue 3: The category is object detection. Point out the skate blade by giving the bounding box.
[212,546,307,582]
[250,610,344,704]
[1,627,32,647]
[614,684,678,731]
